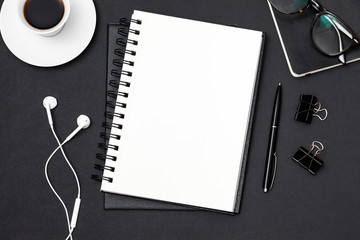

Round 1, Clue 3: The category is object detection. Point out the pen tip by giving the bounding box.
[264,188,268,193]
[278,82,281,86]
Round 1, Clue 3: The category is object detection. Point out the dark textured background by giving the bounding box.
[1,0,360,239]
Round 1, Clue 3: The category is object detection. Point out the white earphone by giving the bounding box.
[43,96,90,240]
[43,96,57,125]
[65,114,91,142]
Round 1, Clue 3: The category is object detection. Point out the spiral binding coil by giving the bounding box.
[92,17,141,183]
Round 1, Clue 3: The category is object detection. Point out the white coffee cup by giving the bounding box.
[18,0,70,37]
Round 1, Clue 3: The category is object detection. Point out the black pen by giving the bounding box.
[263,82,282,193]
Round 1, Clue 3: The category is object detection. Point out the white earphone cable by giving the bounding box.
[44,143,74,240]
[64,228,74,240]
[50,125,81,197]
[43,97,86,240]
[45,125,82,240]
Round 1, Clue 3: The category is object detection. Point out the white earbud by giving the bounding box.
[65,115,91,143]
[43,96,58,125]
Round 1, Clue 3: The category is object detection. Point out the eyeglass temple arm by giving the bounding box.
[323,15,346,63]
[311,0,359,43]
[332,19,357,43]
[310,0,325,12]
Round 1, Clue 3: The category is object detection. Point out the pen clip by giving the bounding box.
[269,152,277,190]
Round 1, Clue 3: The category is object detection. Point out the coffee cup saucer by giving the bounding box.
[0,0,96,67]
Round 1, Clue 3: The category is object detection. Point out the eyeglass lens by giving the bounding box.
[312,14,354,56]
[269,0,309,14]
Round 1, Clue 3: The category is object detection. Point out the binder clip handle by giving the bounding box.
[313,102,328,121]
[310,141,324,156]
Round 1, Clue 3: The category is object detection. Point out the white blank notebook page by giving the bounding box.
[101,10,263,213]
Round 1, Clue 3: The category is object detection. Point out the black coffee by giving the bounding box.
[24,0,64,30]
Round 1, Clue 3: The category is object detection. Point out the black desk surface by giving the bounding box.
[1,0,360,239]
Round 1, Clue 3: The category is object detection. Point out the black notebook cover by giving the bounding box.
[268,0,360,77]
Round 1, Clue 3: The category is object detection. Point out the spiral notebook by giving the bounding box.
[94,10,264,213]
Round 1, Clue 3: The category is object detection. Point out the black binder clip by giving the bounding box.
[292,141,324,175]
[294,95,328,124]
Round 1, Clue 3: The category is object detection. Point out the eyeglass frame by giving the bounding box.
[269,0,360,60]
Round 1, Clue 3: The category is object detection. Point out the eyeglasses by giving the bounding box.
[269,0,360,63]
